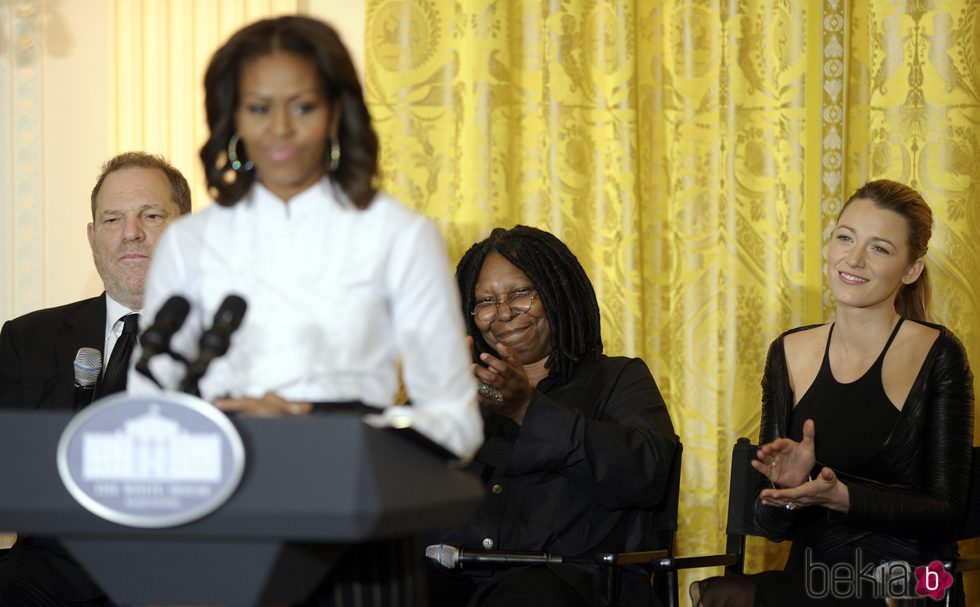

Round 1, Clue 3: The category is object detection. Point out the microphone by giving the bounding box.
[424,544,564,570]
[180,295,247,396]
[73,347,102,409]
[135,295,191,377]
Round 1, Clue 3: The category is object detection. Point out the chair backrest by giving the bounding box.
[726,438,763,536]
[648,442,683,607]
[653,442,683,548]
[959,446,980,540]
[723,438,765,574]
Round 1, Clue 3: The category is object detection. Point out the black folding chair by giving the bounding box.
[596,442,684,607]
[645,438,762,606]
[943,446,980,607]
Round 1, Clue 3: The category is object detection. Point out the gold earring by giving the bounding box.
[228,133,253,171]
[329,137,340,172]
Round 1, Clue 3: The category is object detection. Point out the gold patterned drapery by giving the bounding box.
[364,1,979,604]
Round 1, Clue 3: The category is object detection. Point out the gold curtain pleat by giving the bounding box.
[365,1,978,604]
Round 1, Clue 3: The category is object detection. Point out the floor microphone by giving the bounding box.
[424,544,564,570]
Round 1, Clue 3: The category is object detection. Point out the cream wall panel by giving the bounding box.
[42,0,111,310]
[306,0,365,78]
[165,0,196,185]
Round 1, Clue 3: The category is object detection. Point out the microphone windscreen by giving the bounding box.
[155,295,191,333]
[424,544,459,568]
[141,295,191,354]
[199,295,247,354]
[214,295,247,331]
[73,347,103,387]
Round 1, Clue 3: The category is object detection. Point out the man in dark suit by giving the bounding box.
[0,151,191,606]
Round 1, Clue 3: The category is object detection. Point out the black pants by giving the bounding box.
[0,540,114,607]
[426,562,597,607]
[298,538,426,607]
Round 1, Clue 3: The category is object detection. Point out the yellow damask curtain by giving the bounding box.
[364,0,979,603]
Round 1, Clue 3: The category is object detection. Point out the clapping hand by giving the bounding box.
[751,418,817,488]
[468,337,532,424]
[759,466,851,513]
[753,420,851,512]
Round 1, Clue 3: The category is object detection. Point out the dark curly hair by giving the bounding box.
[840,179,933,321]
[200,16,378,208]
[455,226,603,383]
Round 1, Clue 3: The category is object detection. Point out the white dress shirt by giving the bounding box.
[128,178,482,460]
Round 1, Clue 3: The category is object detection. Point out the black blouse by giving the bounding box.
[435,355,677,556]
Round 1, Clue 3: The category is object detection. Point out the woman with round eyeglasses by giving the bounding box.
[692,181,974,607]
[426,225,678,607]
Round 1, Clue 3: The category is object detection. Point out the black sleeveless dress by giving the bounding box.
[693,319,942,607]
[789,319,902,479]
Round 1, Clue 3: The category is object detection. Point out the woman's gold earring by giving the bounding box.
[329,136,341,172]
[228,133,253,171]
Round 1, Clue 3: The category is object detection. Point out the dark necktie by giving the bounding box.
[98,313,139,397]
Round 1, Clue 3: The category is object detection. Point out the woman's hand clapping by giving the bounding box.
[753,419,851,512]
[752,418,817,488]
[469,337,532,424]
[759,466,851,513]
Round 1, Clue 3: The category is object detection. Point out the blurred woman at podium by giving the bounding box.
[129,15,482,607]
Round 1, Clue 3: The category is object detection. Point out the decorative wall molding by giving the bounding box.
[1,0,45,320]
[0,0,10,320]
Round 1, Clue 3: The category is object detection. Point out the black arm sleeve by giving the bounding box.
[506,358,678,510]
[753,335,799,542]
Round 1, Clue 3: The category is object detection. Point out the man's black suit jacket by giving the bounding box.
[0,294,109,602]
[0,295,106,410]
